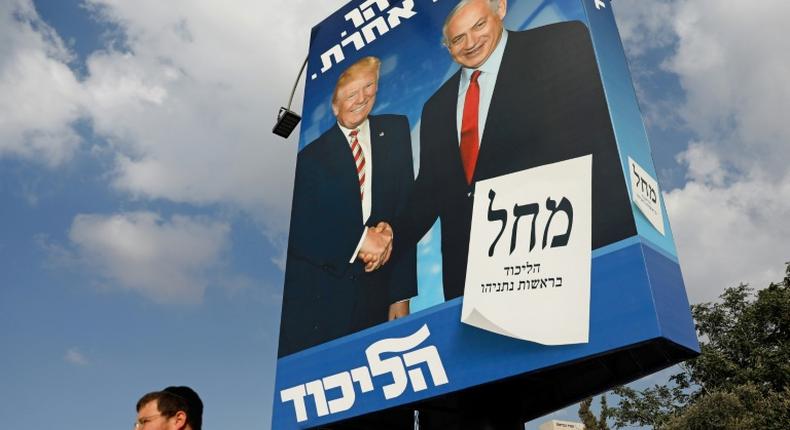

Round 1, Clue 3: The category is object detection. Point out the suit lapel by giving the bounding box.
[437,71,470,189]
[327,124,364,221]
[476,30,527,182]
[368,116,387,218]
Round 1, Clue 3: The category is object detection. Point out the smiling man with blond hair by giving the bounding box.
[278,56,417,357]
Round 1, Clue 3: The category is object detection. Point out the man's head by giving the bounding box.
[332,56,381,129]
[135,386,203,430]
[442,0,507,69]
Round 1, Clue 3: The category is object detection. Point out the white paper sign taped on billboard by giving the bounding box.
[461,155,592,345]
[628,157,665,236]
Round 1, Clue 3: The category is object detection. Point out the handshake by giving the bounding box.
[357,221,394,272]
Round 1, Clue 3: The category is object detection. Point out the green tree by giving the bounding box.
[579,395,611,430]
[608,262,790,429]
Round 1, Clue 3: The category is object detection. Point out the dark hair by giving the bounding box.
[136,386,203,430]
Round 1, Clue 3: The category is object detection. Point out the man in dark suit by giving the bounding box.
[278,57,417,357]
[377,0,636,301]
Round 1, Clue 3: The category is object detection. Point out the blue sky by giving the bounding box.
[1,1,788,429]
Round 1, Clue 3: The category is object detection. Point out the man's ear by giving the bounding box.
[497,0,507,20]
[331,101,339,117]
[172,411,188,429]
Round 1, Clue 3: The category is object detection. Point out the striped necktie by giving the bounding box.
[349,129,366,200]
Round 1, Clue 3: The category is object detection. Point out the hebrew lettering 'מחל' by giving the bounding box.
[487,189,574,257]
[632,164,658,204]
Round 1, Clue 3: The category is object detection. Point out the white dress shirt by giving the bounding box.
[455,30,508,145]
[338,119,374,262]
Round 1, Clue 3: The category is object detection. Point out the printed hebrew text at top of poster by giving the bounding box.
[629,157,665,236]
[461,155,592,345]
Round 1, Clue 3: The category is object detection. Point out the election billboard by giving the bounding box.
[273,0,699,428]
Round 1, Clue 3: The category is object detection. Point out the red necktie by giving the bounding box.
[460,70,481,185]
[349,129,366,200]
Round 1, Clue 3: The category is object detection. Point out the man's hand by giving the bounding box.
[357,222,394,272]
[388,300,409,320]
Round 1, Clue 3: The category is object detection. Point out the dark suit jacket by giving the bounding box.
[393,21,636,300]
[278,114,417,357]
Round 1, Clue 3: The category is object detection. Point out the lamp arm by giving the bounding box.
[288,56,309,110]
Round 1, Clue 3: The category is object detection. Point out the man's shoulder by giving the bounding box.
[299,124,342,160]
[508,20,591,47]
[423,71,461,114]
[369,113,408,128]
[369,115,411,149]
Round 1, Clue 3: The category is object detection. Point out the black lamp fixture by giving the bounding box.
[273,57,308,139]
[273,107,301,138]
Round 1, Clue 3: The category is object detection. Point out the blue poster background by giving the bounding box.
[302,0,597,312]
[274,1,698,428]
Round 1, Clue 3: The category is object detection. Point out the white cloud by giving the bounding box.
[76,0,350,236]
[0,0,85,166]
[418,225,434,255]
[616,0,790,302]
[64,347,89,366]
[68,212,230,304]
[611,0,684,133]
[2,0,351,238]
[663,1,790,174]
[676,142,728,187]
[666,145,790,303]
[611,0,676,57]
[380,54,399,76]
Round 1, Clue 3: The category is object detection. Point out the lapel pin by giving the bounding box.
[379,131,385,137]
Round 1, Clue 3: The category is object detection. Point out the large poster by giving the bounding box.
[273,1,698,428]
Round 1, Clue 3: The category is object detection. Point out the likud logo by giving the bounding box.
[280,324,449,423]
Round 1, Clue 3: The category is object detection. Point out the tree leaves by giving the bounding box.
[604,262,790,429]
